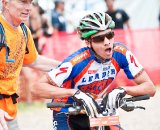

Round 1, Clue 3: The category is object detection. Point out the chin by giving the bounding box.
[21,16,29,22]
[105,55,112,59]
[22,18,29,22]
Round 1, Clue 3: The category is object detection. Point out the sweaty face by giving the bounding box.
[6,0,33,25]
[89,29,114,61]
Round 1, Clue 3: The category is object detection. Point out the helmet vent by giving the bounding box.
[77,12,115,39]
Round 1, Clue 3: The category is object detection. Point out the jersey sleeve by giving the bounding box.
[122,50,143,79]
[23,28,38,65]
[114,43,143,79]
[47,62,73,87]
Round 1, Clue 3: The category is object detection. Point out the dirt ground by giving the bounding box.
[17,87,160,130]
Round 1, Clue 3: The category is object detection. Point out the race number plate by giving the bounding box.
[90,116,120,127]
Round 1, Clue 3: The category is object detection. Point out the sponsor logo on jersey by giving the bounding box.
[103,66,111,71]
[56,67,68,77]
[88,70,97,74]
[114,45,127,55]
[82,70,115,83]
[130,55,138,67]
[71,51,90,65]
[78,78,113,94]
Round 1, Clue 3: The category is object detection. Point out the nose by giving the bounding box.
[103,37,110,46]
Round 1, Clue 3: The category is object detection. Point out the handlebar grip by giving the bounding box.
[47,102,73,108]
[124,94,150,102]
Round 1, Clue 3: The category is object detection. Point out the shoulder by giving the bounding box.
[63,47,91,66]
[113,42,129,55]
[116,9,126,13]
[52,10,59,17]
[48,48,90,84]
[116,9,129,18]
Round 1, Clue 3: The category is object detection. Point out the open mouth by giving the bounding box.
[105,47,112,53]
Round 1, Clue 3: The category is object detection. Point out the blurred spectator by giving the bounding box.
[51,0,66,32]
[29,3,43,53]
[104,0,130,29]
[158,11,160,27]
[38,4,53,37]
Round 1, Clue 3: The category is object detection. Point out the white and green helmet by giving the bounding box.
[77,12,115,40]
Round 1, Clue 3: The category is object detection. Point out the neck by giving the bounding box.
[90,47,110,63]
[108,6,115,12]
[56,8,63,14]
[94,53,111,63]
[2,11,21,27]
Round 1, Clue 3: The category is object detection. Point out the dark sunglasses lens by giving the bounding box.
[106,31,114,39]
[92,31,114,43]
[92,36,104,43]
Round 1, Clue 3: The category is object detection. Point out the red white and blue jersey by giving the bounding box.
[48,42,143,112]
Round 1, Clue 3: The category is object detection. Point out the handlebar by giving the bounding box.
[47,102,74,108]
[119,94,150,112]
[123,94,150,102]
[46,94,150,129]
[47,94,150,108]
[47,94,150,114]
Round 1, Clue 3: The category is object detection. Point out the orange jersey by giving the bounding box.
[0,15,38,117]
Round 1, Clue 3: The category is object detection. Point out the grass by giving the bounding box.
[18,101,46,112]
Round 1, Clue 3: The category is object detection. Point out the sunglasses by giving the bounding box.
[91,31,114,43]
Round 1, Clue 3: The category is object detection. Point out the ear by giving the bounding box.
[2,0,10,9]
[84,39,91,47]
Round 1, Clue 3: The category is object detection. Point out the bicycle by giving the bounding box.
[47,94,150,130]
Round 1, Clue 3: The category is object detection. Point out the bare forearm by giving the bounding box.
[31,82,77,99]
[122,82,155,97]
[27,55,60,71]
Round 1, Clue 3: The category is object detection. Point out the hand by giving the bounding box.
[102,88,126,110]
[0,109,13,130]
[72,90,100,118]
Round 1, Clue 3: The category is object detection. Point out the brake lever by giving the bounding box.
[120,99,146,112]
[135,106,145,110]
[120,101,135,112]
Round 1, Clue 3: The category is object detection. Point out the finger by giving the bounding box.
[0,117,8,130]
[108,93,113,109]
[4,112,13,121]
[112,94,117,108]
[82,104,90,116]
[91,103,99,118]
[116,98,121,108]
[87,103,94,118]
[83,105,90,117]
[0,124,4,130]
[90,100,100,117]
[81,100,92,117]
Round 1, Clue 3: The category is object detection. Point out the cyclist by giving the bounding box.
[32,12,155,130]
[0,0,60,130]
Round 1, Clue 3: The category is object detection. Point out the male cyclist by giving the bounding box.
[0,0,60,130]
[32,12,155,130]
